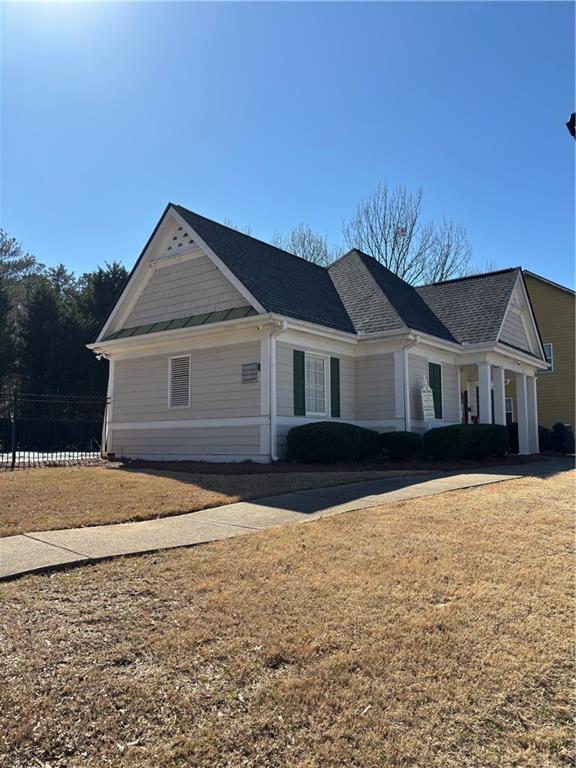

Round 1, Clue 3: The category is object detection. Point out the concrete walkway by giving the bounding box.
[1,457,572,580]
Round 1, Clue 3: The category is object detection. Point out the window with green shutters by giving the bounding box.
[428,362,443,419]
[293,351,341,417]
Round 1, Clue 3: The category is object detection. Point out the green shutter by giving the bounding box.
[429,363,443,419]
[293,350,305,416]
[330,357,341,418]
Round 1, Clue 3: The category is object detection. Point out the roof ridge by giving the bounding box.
[173,203,329,274]
[420,267,520,287]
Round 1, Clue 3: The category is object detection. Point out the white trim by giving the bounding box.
[304,351,330,418]
[112,452,269,464]
[168,354,191,409]
[170,207,266,314]
[103,357,115,456]
[89,314,269,356]
[496,273,545,360]
[541,342,554,373]
[110,416,268,430]
[149,247,204,270]
[97,212,175,341]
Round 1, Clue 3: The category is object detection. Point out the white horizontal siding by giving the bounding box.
[355,353,395,420]
[409,354,460,429]
[110,425,260,460]
[124,253,246,327]
[113,342,260,422]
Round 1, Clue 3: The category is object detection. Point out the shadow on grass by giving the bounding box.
[108,456,575,518]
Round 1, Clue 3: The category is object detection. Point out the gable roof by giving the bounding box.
[174,206,356,334]
[416,268,521,345]
[328,250,455,341]
[96,204,541,355]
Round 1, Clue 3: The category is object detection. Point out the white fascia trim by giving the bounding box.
[149,247,204,269]
[110,416,269,430]
[458,342,549,370]
[170,207,267,314]
[96,212,175,342]
[496,273,545,360]
[268,314,359,345]
[87,313,274,356]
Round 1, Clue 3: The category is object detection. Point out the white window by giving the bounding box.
[305,354,327,416]
[169,355,191,408]
[543,343,554,373]
[505,397,513,422]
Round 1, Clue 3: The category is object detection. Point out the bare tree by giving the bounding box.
[342,184,472,284]
[272,224,341,267]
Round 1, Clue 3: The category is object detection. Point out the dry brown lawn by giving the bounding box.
[0,465,423,537]
[1,470,573,768]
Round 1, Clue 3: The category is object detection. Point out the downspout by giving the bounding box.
[401,335,419,432]
[268,320,287,461]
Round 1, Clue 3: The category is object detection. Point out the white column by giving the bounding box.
[477,362,492,424]
[492,366,506,426]
[526,375,539,453]
[403,348,412,432]
[516,373,530,455]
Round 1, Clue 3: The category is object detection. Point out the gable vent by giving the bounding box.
[164,226,195,255]
[169,355,191,408]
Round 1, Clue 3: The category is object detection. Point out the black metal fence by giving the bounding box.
[0,392,108,471]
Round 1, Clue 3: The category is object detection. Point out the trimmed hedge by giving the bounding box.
[287,421,379,463]
[423,424,508,461]
[551,422,575,454]
[378,431,423,461]
[538,425,552,452]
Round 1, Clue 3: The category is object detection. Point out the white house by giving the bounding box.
[88,203,548,462]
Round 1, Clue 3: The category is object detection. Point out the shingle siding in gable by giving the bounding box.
[499,310,531,352]
[124,253,246,328]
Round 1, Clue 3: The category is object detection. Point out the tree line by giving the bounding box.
[0,183,480,397]
[0,229,127,396]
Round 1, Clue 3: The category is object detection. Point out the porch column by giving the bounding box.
[477,362,492,424]
[526,375,539,453]
[516,373,530,455]
[492,366,506,426]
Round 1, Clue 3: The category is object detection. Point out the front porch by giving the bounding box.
[459,362,539,454]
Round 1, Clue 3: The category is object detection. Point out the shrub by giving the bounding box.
[551,422,575,454]
[423,424,508,461]
[538,425,552,452]
[287,421,379,463]
[507,422,519,454]
[378,431,423,461]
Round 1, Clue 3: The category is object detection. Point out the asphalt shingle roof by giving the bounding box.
[100,204,530,349]
[416,268,521,345]
[175,206,356,334]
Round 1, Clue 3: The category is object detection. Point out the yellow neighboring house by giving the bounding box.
[522,271,575,429]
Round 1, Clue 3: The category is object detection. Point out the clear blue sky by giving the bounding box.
[1,1,574,287]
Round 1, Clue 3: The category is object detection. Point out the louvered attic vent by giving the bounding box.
[169,355,190,408]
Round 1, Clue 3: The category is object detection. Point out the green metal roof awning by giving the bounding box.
[103,305,258,342]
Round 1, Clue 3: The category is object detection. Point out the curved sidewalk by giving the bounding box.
[1,457,572,580]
